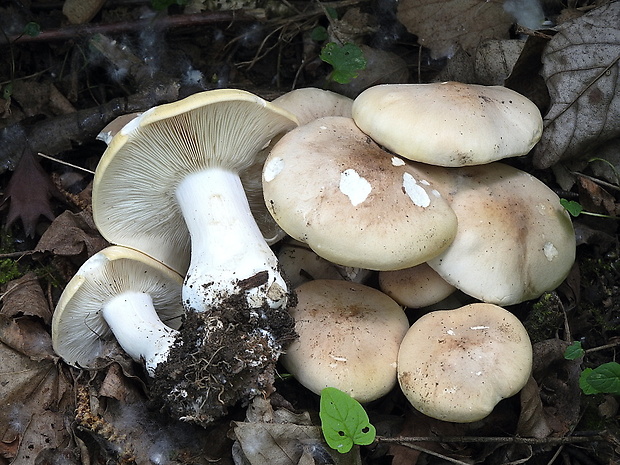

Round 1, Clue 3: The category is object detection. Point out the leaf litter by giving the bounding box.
[0,0,620,464]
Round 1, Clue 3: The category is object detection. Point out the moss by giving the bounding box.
[0,258,22,285]
[524,291,564,343]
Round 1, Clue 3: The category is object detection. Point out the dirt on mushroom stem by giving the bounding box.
[149,279,297,426]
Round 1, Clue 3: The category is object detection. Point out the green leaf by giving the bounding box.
[564,341,585,360]
[320,42,367,84]
[319,387,376,454]
[579,368,599,395]
[311,26,329,42]
[23,22,41,37]
[2,83,13,100]
[585,362,620,395]
[325,6,338,19]
[560,199,583,217]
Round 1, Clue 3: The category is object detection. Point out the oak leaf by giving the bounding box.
[533,2,620,168]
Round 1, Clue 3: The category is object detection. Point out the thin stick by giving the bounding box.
[37,153,95,175]
[377,432,610,446]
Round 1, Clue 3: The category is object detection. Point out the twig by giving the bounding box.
[376,432,611,446]
[37,152,95,174]
[2,10,261,45]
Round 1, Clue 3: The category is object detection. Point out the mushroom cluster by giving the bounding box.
[261,82,576,421]
[51,83,576,427]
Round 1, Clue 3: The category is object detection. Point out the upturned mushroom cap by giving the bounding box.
[352,82,543,167]
[418,162,576,305]
[378,263,456,308]
[397,303,533,423]
[262,116,458,270]
[281,279,410,402]
[92,89,298,273]
[51,246,184,371]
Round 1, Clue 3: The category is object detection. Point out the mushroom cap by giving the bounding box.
[239,88,354,245]
[420,162,576,305]
[262,116,458,271]
[378,263,456,308]
[272,88,353,125]
[352,82,543,167]
[397,303,533,422]
[281,279,410,402]
[92,89,298,273]
[51,246,184,369]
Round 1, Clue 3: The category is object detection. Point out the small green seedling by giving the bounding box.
[319,387,376,453]
[564,341,620,395]
[560,199,619,220]
[319,42,367,84]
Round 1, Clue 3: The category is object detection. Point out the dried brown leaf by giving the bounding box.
[533,1,620,168]
[531,339,582,436]
[396,0,513,58]
[2,151,63,238]
[1,272,52,324]
[517,376,553,438]
[35,209,108,258]
[0,342,74,464]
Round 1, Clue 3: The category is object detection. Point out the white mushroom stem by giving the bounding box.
[175,167,288,313]
[102,291,179,376]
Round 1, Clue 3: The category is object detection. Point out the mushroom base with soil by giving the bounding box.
[150,291,297,426]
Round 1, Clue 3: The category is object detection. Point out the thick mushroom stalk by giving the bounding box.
[177,168,287,313]
[102,291,179,376]
[91,90,299,425]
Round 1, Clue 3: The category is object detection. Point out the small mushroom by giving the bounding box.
[277,239,372,289]
[281,279,410,402]
[352,82,543,167]
[263,116,458,270]
[378,263,456,308]
[397,303,533,422]
[51,246,184,376]
[272,87,353,125]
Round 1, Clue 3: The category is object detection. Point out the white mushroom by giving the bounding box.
[352,82,543,167]
[282,279,410,403]
[51,246,184,376]
[397,303,533,422]
[92,89,298,313]
[262,116,458,271]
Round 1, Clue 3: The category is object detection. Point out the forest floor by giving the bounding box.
[0,1,619,464]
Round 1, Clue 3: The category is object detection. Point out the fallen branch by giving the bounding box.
[377,431,617,446]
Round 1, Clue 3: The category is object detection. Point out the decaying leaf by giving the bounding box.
[232,396,361,465]
[35,209,108,258]
[0,337,74,463]
[530,339,582,435]
[396,0,513,58]
[2,150,64,238]
[0,272,51,323]
[533,1,620,168]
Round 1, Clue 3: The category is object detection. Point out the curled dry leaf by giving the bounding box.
[0,341,74,463]
[0,272,51,324]
[232,396,358,465]
[35,209,108,258]
[533,1,620,168]
[396,0,513,58]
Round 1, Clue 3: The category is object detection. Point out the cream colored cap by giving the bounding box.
[352,82,542,167]
[282,279,410,402]
[263,116,458,271]
[398,303,533,422]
